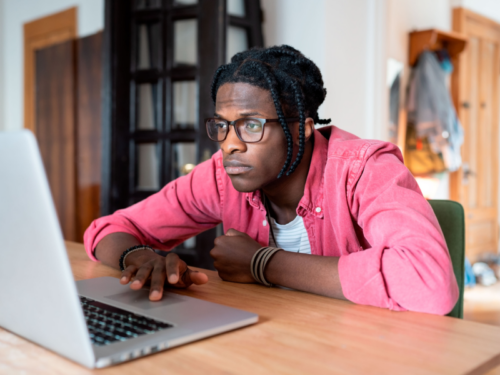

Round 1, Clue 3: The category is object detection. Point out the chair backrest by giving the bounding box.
[428,199,465,319]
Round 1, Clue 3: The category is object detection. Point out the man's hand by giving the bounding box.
[119,251,208,301]
[210,228,262,283]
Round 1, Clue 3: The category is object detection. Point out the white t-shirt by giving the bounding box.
[268,215,311,254]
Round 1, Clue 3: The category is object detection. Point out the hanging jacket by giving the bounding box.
[407,50,464,172]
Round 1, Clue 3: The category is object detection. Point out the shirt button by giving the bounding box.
[263,220,267,226]
[315,207,322,213]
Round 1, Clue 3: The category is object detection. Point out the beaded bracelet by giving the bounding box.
[119,245,155,271]
[250,246,283,287]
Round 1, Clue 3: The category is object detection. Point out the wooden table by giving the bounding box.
[1,242,500,374]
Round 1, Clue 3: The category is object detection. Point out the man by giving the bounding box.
[85,45,458,314]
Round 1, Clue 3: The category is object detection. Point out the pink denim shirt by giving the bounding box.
[84,126,459,315]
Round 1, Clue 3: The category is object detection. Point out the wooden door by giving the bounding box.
[451,8,500,261]
[24,8,77,133]
[35,40,78,241]
[35,32,103,242]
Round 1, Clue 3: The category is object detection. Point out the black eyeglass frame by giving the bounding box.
[205,117,300,143]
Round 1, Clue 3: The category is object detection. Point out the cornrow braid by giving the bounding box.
[211,45,331,178]
[287,78,306,176]
[248,61,294,178]
[210,65,229,103]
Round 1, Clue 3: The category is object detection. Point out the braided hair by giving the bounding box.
[211,45,331,178]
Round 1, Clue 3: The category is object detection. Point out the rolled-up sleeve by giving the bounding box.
[83,152,223,261]
[338,146,459,315]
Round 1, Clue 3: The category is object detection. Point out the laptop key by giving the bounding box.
[94,336,106,343]
[79,296,173,346]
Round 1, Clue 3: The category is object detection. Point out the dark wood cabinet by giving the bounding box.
[102,0,263,268]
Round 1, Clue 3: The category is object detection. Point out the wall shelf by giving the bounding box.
[408,28,467,66]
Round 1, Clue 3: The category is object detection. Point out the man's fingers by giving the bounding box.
[120,265,138,284]
[179,268,208,287]
[149,263,166,301]
[166,253,184,285]
[189,269,209,285]
[130,263,154,289]
[225,228,243,236]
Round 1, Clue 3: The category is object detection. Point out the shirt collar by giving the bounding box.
[296,128,327,218]
[246,189,264,210]
[246,127,328,218]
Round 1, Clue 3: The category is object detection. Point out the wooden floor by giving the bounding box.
[464,281,500,326]
[464,282,500,375]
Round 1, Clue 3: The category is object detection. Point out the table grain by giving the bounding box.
[1,241,500,374]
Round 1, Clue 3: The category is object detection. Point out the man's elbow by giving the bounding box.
[400,279,459,315]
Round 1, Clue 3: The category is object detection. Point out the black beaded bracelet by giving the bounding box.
[119,245,154,271]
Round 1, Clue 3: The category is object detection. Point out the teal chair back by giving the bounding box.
[428,199,465,318]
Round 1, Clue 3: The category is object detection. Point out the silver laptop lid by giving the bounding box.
[0,130,95,368]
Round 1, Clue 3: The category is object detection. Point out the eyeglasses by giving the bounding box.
[205,117,299,143]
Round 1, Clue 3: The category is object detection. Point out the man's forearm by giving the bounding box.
[94,232,147,269]
[264,251,346,300]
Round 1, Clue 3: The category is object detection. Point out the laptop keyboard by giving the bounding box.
[80,296,173,346]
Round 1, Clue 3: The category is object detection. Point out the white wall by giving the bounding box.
[262,0,388,140]
[261,0,326,118]
[0,0,4,132]
[451,0,500,24]
[387,0,451,65]
[0,0,104,132]
[323,0,387,140]
[262,0,325,73]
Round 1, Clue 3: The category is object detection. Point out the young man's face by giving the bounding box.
[215,82,291,192]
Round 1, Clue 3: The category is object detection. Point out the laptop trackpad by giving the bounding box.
[106,289,184,310]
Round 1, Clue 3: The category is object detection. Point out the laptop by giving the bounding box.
[0,130,258,368]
